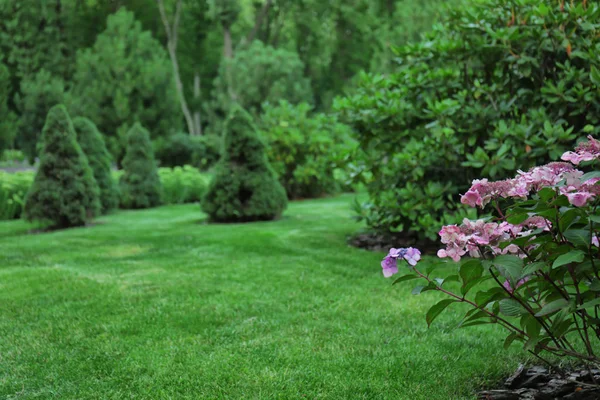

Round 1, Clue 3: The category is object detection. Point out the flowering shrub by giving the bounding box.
[385,136,600,364]
[337,0,599,241]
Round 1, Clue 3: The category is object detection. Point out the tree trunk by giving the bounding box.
[157,0,198,135]
[193,73,202,135]
[223,26,236,101]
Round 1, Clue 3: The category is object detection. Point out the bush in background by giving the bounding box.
[70,8,180,161]
[24,104,100,228]
[73,117,119,213]
[0,150,27,165]
[202,106,287,222]
[159,166,210,204]
[119,123,162,209]
[213,41,312,117]
[155,133,221,170]
[336,0,599,241]
[16,69,65,162]
[0,171,33,220]
[259,100,357,199]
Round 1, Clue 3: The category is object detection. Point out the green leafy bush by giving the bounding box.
[24,104,101,228]
[0,171,33,220]
[159,166,210,204]
[0,150,26,165]
[119,123,162,209]
[155,133,221,170]
[16,69,65,162]
[73,117,119,213]
[70,8,180,161]
[336,0,599,241]
[259,100,357,199]
[202,106,287,222]
[213,41,312,116]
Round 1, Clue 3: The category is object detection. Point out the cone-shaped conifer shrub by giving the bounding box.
[119,123,162,209]
[202,106,288,222]
[73,117,119,213]
[24,104,101,228]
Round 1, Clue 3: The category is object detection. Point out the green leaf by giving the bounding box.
[459,259,483,287]
[563,229,591,248]
[589,215,600,224]
[504,332,520,349]
[493,255,524,281]
[426,299,457,327]
[535,299,570,317]
[506,213,529,224]
[577,298,600,311]
[392,275,420,285]
[500,299,526,317]
[581,171,600,182]
[552,250,585,269]
[522,261,546,276]
[591,66,600,86]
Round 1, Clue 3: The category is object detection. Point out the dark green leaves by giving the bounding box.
[563,229,591,248]
[552,250,585,269]
[535,299,570,317]
[426,299,458,327]
[392,274,420,285]
[500,299,527,317]
[493,255,524,282]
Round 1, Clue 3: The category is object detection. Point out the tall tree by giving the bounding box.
[70,7,181,161]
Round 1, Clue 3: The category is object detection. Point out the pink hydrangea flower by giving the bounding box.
[566,192,595,207]
[561,136,600,165]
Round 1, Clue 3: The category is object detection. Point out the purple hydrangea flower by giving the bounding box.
[381,247,422,277]
[404,247,421,266]
[381,255,398,278]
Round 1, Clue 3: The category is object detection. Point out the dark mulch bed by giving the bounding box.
[347,231,440,254]
[479,365,600,400]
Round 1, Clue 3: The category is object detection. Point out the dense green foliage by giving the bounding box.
[119,123,162,209]
[0,150,26,165]
[24,105,100,228]
[70,8,180,160]
[0,63,17,153]
[73,117,119,213]
[0,171,32,220]
[159,166,210,204]
[259,101,356,199]
[213,41,312,116]
[203,106,287,222]
[336,0,598,241]
[155,133,221,170]
[0,195,524,399]
[16,70,66,162]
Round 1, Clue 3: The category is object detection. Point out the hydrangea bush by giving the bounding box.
[385,136,600,364]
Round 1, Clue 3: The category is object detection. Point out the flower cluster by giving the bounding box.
[381,247,421,277]
[561,135,600,165]
[461,163,577,208]
[436,216,552,262]
[437,219,512,261]
[462,160,600,209]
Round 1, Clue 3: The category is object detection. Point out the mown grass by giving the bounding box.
[0,195,525,399]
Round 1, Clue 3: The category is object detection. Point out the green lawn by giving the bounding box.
[0,195,525,399]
